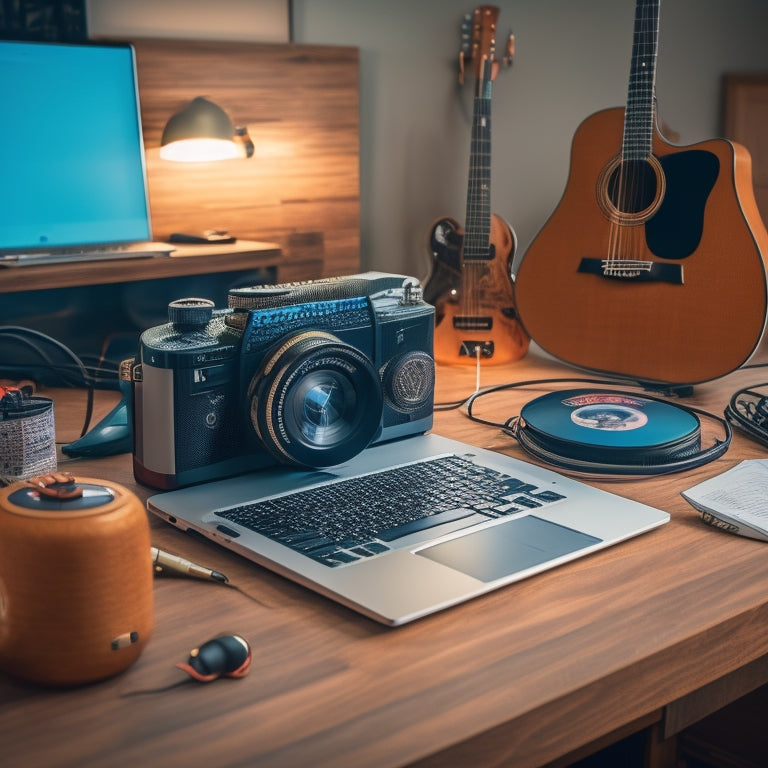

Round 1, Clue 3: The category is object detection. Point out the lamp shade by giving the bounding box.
[160,97,242,162]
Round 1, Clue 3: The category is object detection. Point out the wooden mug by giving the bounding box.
[0,474,153,685]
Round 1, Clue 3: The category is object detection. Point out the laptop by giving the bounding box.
[147,433,670,625]
[0,40,173,267]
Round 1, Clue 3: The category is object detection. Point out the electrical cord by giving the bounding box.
[725,382,768,448]
[0,326,92,386]
[0,326,121,439]
[446,374,733,478]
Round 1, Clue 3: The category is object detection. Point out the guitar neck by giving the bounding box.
[463,62,493,262]
[622,0,661,160]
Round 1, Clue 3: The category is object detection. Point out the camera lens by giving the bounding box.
[249,331,383,467]
[298,372,353,441]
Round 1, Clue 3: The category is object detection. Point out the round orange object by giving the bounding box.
[0,476,153,685]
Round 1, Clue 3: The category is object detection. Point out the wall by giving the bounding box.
[290,0,768,279]
[87,0,290,42]
[130,38,360,278]
[89,0,768,280]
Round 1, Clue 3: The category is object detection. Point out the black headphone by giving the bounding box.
[176,635,252,683]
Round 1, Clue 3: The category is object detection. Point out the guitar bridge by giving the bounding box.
[578,258,683,284]
[460,341,494,358]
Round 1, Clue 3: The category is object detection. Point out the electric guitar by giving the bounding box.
[514,0,768,386]
[423,6,530,366]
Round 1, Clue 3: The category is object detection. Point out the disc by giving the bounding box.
[519,389,700,465]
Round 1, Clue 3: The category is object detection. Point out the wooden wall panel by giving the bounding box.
[724,74,768,230]
[128,38,360,277]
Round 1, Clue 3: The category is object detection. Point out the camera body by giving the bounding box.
[126,273,435,490]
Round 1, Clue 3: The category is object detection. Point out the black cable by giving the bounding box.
[0,332,85,387]
[0,325,91,385]
[464,375,639,427]
[461,376,732,478]
[0,326,100,437]
[725,381,768,448]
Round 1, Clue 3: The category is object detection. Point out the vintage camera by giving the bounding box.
[124,272,435,490]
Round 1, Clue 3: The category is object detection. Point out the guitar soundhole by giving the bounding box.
[597,154,666,225]
[607,160,657,213]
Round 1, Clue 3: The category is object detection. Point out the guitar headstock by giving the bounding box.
[458,5,514,87]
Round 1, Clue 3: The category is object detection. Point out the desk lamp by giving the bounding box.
[160,96,254,162]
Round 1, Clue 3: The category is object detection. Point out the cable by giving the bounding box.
[0,326,105,437]
[725,381,768,448]
[0,325,92,386]
[461,375,732,478]
[464,375,639,426]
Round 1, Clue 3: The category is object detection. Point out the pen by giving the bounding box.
[150,547,229,584]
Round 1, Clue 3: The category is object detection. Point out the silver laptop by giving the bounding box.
[0,241,174,267]
[0,40,173,267]
[148,433,669,625]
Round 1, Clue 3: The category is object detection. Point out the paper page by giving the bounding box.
[682,460,768,535]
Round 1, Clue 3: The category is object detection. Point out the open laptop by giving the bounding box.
[148,433,670,625]
[0,40,173,267]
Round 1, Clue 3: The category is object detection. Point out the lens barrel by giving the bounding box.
[248,331,383,467]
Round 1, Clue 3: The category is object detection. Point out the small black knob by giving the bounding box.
[168,298,215,330]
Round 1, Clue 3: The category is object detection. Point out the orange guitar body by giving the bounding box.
[425,5,529,367]
[431,213,530,365]
[515,107,768,385]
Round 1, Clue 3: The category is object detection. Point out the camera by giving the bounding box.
[124,272,435,490]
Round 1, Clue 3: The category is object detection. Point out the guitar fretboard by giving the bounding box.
[463,63,493,262]
[622,0,661,160]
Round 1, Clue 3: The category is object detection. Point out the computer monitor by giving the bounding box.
[0,39,152,253]
[0,40,276,388]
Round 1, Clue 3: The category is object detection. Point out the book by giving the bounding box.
[681,460,768,542]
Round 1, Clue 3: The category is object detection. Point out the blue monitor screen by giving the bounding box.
[0,40,151,252]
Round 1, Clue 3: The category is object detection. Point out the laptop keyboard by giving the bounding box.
[214,454,567,567]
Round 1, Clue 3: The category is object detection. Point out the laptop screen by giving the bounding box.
[0,40,152,253]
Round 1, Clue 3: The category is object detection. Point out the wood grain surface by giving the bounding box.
[0,240,312,293]
[129,38,360,278]
[2,347,768,768]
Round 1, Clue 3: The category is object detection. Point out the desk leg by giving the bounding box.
[644,722,678,768]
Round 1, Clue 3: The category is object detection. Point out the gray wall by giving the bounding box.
[89,0,768,280]
[291,0,768,280]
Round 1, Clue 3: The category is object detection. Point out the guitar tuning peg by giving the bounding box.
[458,12,473,84]
[502,31,515,67]
[460,15,472,47]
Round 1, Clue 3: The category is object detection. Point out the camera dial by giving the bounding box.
[168,298,215,331]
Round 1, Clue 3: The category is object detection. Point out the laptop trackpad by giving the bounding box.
[416,515,602,583]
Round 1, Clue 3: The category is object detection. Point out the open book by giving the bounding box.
[682,460,768,542]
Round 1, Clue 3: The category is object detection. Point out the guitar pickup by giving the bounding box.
[453,316,493,331]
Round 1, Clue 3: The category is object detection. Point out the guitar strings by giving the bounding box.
[608,0,659,270]
[463,55,494,323]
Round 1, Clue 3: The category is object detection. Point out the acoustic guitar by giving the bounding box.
[514,0,768,386]
[423,5,530,366]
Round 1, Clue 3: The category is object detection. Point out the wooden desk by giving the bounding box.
[0,239,321,293]
[2,349,768,768]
